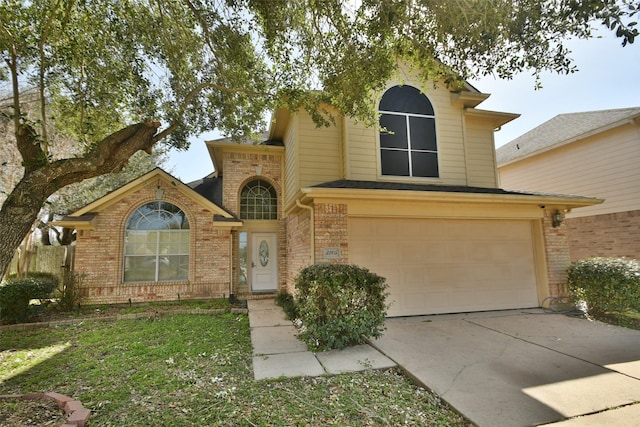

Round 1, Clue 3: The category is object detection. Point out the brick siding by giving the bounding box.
[566,210,640,261]
[74,181,232,304]
[220,149,286,297]
[284,209,312,294]
[541,210,571,297]
[221,151,283,217]
[313,203,349,264]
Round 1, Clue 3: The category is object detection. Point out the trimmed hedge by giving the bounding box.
[294,264,388,351]
[0,272,59,323]
[567,257,640,315]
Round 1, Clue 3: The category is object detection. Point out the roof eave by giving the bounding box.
[50,219,95,230]
[300,186,603,210]
[70,168,234,219]
[465,108,521,129]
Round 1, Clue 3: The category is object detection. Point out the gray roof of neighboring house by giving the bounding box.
[496,107,640,166]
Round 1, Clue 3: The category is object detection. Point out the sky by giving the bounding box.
[166,31,640,183]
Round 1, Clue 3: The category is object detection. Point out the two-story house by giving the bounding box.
[56,65,601,316]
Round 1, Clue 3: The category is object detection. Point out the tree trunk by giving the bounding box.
[0,181,41,279]
[0,121,160,278]
[40,212,53,246]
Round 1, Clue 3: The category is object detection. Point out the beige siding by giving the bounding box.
[285,63,505,192]
[297,110,343,187]
[284,116,298,205]
[344,70,498,186]
[345,118,378,181]
[499,124,640,218]
[465,117,499,188]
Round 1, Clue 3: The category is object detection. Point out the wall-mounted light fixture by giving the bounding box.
[155,182,164,200]
[552,209,564,228]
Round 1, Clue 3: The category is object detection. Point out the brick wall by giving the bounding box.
[74,180,232,304]
[313,203,349,264]
[221,151,283,216]
[285,209,311,294]
[220,149,286,296]
[566,209,640,261]
[541,210,571,297]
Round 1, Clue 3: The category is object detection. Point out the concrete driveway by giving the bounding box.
[372,309,640,426]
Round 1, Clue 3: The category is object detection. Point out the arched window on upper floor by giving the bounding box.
[240,179,277,220]
[123,201,190,282]
[378,85,439,178]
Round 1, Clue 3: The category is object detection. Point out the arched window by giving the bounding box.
[240,179,277,220]
[378,85,439,178]
[123,202,190,282]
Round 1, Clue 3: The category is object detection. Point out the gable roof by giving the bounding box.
[496,107,640,166]
[205,133,283,175]
[54,168,241,229]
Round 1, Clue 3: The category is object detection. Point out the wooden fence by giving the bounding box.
[6,245,73,281]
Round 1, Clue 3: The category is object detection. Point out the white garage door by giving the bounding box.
[349,218,539,317]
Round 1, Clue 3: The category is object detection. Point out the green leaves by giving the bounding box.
[294,264,389,351]
[567,257,640,315]
[0,272,59,323]
[4,0,638,150]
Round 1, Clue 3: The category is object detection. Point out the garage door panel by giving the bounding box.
[427,264,473,285]
[349,218,539,317]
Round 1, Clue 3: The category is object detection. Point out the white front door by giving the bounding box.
[251,233,278,292]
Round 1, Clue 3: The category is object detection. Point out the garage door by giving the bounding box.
[349,218,539,317]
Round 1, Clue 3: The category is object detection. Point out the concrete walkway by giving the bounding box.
[248,299,395,381]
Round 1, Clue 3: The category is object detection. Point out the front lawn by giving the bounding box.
[0,312,469,426]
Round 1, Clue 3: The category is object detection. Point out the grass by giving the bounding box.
[0,309,469,426]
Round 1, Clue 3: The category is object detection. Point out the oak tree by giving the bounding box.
[1,0,637,276]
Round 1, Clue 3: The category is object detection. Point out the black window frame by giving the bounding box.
[378,85,439,178]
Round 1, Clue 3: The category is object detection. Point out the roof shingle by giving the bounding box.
[496,107,640,165]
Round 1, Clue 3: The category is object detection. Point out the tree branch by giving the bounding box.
[53,121,160,187]
[182,0,218,54]
[152,82,269,142]
[3,25,21,131]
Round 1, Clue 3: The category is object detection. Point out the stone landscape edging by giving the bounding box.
[0,392,90,427]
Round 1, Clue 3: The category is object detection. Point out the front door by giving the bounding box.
[251,233,278,292]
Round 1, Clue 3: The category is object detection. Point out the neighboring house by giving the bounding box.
[56,65,601,317]
[497,107,640,262]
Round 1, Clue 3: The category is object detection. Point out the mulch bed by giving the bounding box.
[0,397,67,427]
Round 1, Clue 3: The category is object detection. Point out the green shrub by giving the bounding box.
[275,291,299,320]
[294,264,388,351]
[567,257,640,315]
[0,272,59,323]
